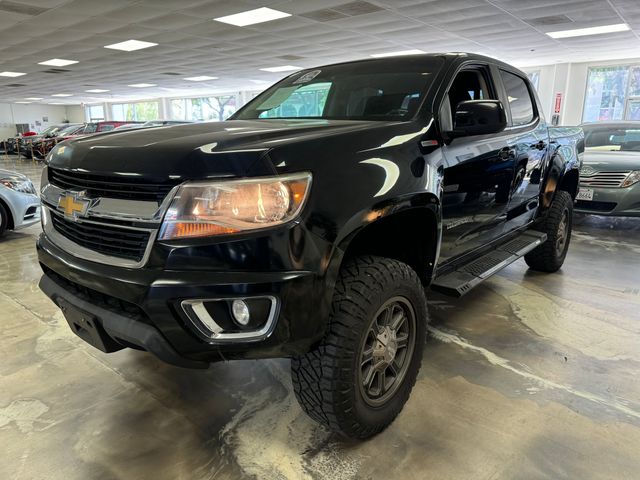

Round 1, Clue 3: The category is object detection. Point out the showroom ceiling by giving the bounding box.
[0,0,639,105]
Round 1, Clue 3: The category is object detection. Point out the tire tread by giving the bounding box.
[525,190,573,272]
[291,255,427,439]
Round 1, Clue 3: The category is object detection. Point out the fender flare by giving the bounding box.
[320,192,441,305]
[541,143,581,209]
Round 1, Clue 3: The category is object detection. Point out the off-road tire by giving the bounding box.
[291,255,427,439]
[525,190,573,272]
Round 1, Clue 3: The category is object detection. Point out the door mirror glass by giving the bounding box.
[452,100,507,137]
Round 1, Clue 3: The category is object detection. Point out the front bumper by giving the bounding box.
[39,273,208,369]
[575,183,640,217]
[37,229,332,367]
[1,189,40,230]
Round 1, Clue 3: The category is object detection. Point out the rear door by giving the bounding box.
[438,64,516,263]
[498,69,551,231]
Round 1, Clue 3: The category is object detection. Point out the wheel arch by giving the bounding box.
[558,168,579,200]
[333,195,441,286]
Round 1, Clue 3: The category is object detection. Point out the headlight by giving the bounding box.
[621,170,640,188]
[0,176,36,194]
[159,172,312,240]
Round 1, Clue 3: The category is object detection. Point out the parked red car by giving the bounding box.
[32,121,142,160]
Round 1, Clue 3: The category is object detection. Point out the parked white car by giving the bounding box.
[0,169,40,236]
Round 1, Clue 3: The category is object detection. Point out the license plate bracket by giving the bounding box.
[57,298,124,353]
[577,188,594,201]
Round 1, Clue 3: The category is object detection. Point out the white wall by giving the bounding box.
[65,105,85,123]
[0,102,72,142]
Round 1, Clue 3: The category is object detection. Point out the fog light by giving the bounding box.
[231,299,250,326]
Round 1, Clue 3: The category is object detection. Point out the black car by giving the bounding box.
[37,53,582,439]
[3,136,19,154]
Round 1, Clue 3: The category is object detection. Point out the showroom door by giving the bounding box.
[438,66,516,263]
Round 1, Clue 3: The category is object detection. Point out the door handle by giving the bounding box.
[530,140,547,150]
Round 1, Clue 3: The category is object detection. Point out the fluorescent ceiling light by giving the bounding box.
[52,93,73,97]
[184,76,219,81]
[0,71,26,77]
[104,39,158,51]
[49,102,65,105]
[547,23,630,38]
[38,58,78,67]
[259,65,301,72]
[370,49,426,58]
[214,7,290,27]
[15,101,31,104]
[128,83,156,88]
[25,97,43,100]
[85,89,110,93]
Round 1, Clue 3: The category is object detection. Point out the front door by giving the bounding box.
[499,69,551,231]
[439,66,516,263]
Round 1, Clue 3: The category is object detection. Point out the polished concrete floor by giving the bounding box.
[1,154,639,480]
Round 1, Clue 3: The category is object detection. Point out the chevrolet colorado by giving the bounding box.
[37,53,583,439]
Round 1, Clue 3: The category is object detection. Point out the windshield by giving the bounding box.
[584,125,640,151]
[57,125,82,136]
[234,57,443,121]
[41,126,59,135]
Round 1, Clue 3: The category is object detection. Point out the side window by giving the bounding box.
[447,69,495,112]
[441,67,495,131]
[83,123,97,134]
[500,70,535,126]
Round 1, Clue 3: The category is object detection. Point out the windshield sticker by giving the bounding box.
[293,70,321,85]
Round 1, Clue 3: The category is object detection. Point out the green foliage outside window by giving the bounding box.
[583,66,630,122]
[170,96,237,121]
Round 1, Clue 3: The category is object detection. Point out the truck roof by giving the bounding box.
[296,52,524,75]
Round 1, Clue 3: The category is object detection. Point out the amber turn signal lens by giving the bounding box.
[170,223,238,239]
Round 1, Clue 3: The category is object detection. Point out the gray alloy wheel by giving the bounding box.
[555,208,570,257]
[358,296,416,407]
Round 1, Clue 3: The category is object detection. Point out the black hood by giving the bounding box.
[46,119,406,181]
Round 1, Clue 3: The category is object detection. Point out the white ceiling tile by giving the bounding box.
[0,0,639,103]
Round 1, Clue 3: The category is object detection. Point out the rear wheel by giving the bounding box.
[291,255,427,439]
[525,190,573,272]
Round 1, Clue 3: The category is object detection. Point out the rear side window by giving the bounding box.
[500,70,535,126]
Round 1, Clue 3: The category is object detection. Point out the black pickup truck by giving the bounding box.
[37,53,583,439]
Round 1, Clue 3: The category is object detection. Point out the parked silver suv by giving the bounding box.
[0,169,40,236]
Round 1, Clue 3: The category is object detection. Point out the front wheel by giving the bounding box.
[291,255,427,439]
[0,201,9,237]
[525,190,573,272]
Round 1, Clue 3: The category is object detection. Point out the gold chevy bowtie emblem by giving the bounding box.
[57,192,90,219]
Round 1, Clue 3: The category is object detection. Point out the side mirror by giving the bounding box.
[451,100,507,138]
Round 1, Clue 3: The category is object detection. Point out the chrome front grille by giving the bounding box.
[579,171,630,188]
[40,170,168,268]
